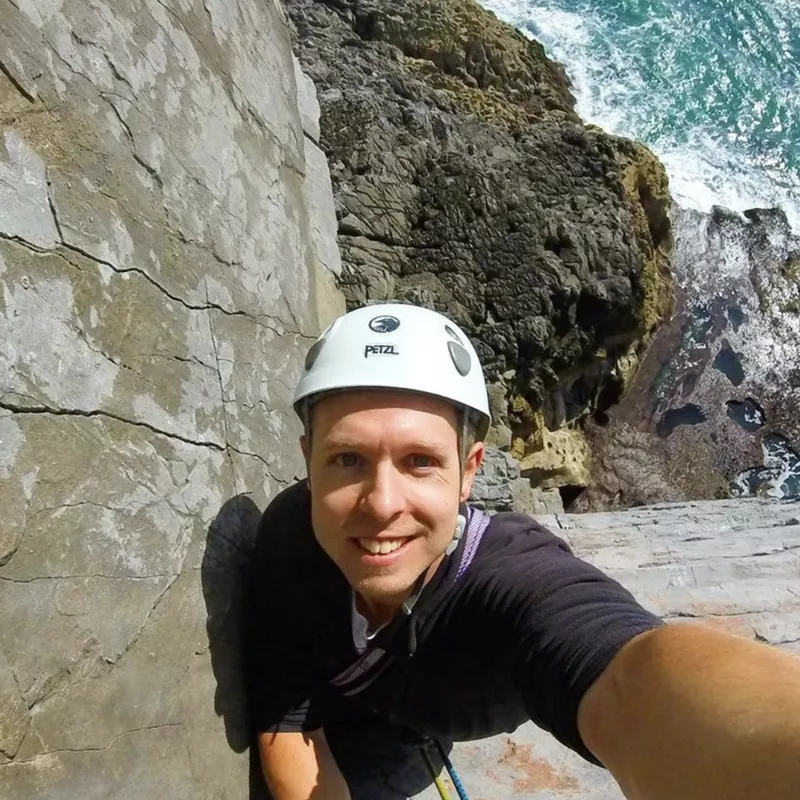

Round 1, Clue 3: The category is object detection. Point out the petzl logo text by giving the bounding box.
[364,344,399,357]
[368,315,401,333]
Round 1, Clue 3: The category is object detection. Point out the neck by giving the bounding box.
[355,594,396,629]
[356,554,445,628]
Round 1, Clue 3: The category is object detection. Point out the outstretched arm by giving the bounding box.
[258,728,352,800]
[578,623,800,799]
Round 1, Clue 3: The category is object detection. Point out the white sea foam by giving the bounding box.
[659,136,800,232]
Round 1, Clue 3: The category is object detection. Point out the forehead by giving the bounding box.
[312,390,459,438]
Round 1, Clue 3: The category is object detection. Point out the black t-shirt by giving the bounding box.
[244,481,662,764]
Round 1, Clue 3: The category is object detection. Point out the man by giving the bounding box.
[245,303,800,800]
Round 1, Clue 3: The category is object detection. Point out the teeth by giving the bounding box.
[358,538,405,555]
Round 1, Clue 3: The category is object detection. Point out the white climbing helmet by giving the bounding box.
[293,303,491,439]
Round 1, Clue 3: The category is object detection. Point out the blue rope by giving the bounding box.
[433,740,471,800]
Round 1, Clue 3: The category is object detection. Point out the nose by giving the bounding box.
[359,460,405,522]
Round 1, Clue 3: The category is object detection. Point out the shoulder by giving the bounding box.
[466,508,646,613]
[259,479,311,527]
[477,509,573,559]
[247,480,344,610]
[452,509,577,610]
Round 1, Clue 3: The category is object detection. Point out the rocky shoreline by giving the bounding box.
[287,0,800,510]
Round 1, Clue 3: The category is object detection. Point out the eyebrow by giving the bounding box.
[319,438,363,453]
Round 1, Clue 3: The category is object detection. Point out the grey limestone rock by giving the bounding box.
[0,0,342,797]
[472,445,563,514]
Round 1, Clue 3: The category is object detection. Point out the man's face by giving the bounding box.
[302,390,483,613]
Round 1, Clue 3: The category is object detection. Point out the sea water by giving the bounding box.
[480,0,800,230]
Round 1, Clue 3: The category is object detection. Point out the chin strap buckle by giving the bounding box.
[445,513,467,556]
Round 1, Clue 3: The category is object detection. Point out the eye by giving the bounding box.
[408,454,437,470]
[333,452,362,468]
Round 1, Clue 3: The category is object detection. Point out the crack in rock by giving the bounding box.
[11,723,184,763]
[0,399,225,451]
[102,95,164,190]
[21,576,177,717]
[0,56,36,103]
[103,574,179,671]
[150,0,290,157]
[669,609,783,620]
[28,62,294,334]
[0,574,176,584]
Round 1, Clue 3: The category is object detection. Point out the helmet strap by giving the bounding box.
[401,569,428,616]
[458,406,473,481]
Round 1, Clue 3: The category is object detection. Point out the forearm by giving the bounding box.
[581,624,800,800]
[258,729,352,800]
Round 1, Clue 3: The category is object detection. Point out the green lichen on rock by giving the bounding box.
[752,248,800,315]
[509,396,542,461]
[614,137,676,338]
[783,255,800,283]
[520,425,592,489]
[782,254,800,280]
[404,59,533,128]
[510,403,592,488]
[778,254,800,313]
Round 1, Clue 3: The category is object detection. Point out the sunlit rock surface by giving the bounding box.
[0,1,341,796]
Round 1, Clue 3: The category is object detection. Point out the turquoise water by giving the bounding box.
[481,0,800,229]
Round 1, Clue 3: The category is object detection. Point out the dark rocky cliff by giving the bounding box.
[285,0,674,494]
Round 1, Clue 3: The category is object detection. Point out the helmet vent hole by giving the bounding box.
[304,338,325,370]
[448,341,471,376]
[444,324,463,344]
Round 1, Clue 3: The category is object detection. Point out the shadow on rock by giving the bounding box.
[202,493,271,799]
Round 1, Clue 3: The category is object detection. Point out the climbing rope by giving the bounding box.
[420,746,453,800]
[420,739,471,800]
[434,740,471,800]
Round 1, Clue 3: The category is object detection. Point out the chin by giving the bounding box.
[353,573,416,606]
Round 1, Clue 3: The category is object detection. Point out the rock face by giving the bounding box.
[0,1,342,797]
[284,0,674,492]
[328,497,800,798]
[577,205,800,510]
[472,445,563,514]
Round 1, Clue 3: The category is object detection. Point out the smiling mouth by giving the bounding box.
[356,537,413,555]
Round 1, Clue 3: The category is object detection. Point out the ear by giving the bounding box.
[460,441,485,502]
